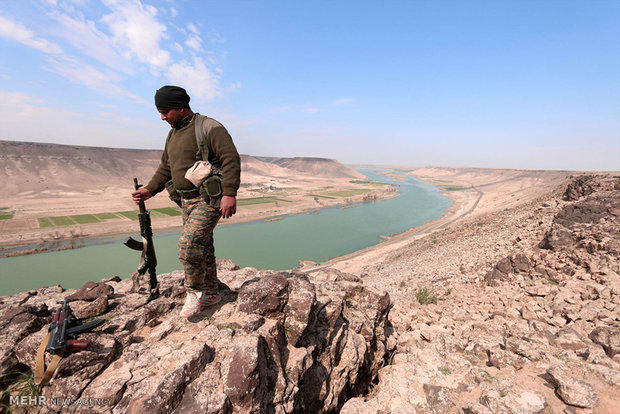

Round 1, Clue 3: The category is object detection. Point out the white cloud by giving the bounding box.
[187,23,199,34]
[166,57,220,102]
[102,0,170,68]
[185,34,202,52]
[0,14,62,54]
[50,12,131,74]
[303,108,321,114]
[45,56,147,104]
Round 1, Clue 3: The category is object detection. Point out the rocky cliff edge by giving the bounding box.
[0,265,392,413]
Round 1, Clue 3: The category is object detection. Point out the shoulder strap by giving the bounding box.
[194,114,209,162]
[35,332,63,386]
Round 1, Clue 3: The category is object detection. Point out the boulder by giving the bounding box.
[588,326,620,358]
[547,367,599,409]
[65,282,114,302]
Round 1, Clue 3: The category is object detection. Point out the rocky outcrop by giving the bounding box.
[562,174,620,201]
[0,266,392,413]
[342,174,620,413]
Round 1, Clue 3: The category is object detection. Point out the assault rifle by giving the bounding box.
[35,300,105,385]
[124,177,160,301]
[46,301,105,353]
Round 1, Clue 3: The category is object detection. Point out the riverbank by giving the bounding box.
[303,167,573,274]
[0,167,574,259]
[0,173,399,257]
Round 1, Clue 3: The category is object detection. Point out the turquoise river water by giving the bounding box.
[0,170,451,296]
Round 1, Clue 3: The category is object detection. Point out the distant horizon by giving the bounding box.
[1,0,618,171]
[1,138,614,173]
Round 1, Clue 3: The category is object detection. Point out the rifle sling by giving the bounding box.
[35,332,63,386]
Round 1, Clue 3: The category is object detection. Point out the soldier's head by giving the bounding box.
[154,85,192,128]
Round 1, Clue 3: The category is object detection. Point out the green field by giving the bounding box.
[37,206,183,228]
[95,212,121,220]
[71,214,102,224]
[445,186,465,191]
[237,196,290,206]
[38,217,54,228]
[349,180,389,186]
[153,207,183,216]
[50,216,75,226]
[0,207,12,220]
[118,211,139,220]
[324,189,371,197]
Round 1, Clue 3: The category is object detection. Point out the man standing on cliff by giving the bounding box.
[132,85,241,318]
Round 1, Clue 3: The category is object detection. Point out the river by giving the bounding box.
[0,170,451,296]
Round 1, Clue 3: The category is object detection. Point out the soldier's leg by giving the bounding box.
[178,197,221,293]
[202,215,219,295]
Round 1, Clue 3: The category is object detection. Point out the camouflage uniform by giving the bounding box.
[179,197,221,294]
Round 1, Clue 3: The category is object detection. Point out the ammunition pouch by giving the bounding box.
[165,180,182,208]
[199,173,223,209]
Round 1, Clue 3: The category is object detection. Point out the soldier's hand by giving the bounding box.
[220,196,237,219]
[131,188,153,204]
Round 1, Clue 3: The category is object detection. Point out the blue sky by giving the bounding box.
[0,0,618,170]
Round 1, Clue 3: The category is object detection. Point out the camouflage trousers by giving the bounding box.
[179,197,221,294]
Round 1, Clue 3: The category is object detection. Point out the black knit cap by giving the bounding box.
[154,85,190,109]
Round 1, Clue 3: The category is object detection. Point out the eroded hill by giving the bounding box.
[0,140,364,196]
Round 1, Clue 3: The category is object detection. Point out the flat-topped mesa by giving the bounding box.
[0,263,392,413]
[254,156,366,179]
[0,140,364,195]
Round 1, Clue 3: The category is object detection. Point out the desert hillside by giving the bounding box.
[0,140,364,196]
[332,174,620,413]
[254,156,364,178]
[0,140,163,196]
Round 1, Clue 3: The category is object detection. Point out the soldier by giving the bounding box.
[132,85,241,318]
